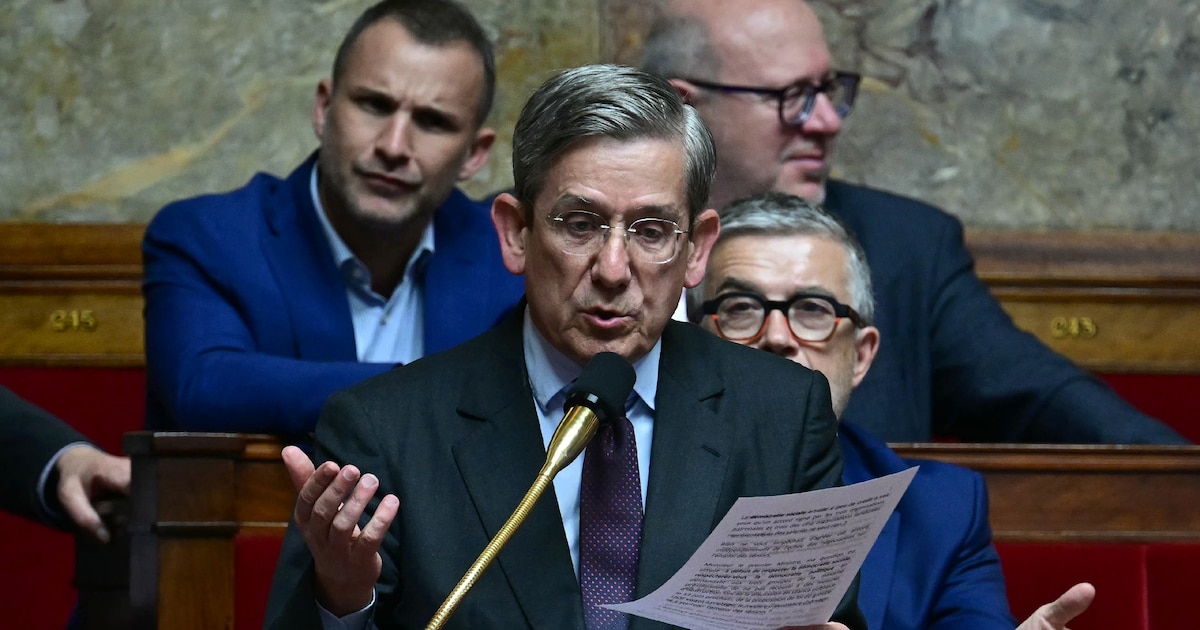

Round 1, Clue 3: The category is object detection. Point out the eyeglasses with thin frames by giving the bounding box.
[701,291,865,344]
[543,210,689,264]
[684,71,861,128]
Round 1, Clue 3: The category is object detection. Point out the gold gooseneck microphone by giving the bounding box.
[425,352,636,630]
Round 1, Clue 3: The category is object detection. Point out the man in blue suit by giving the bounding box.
[142,0,524,435]
[644,0,1186,445]
[694,192,1094,630]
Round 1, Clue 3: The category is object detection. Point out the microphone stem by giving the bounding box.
[425,472,555,630]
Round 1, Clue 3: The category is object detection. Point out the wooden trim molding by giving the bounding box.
[966,230,1200,288]
[891,442,1200,541]
[0,224,144,366]
[965,231,1200,373]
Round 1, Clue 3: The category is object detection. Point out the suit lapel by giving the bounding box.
[450,315,586,629]
[636,323,734,607]
[261,155,358,361]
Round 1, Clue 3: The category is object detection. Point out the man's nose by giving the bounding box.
[799,93,843,135]
[591,229,633,287]
[377,114,413,159]
[757,309,800,358]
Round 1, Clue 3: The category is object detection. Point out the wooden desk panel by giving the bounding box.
[0,223,144,367]
[967,230,1200,374]
[996,296,1200,373]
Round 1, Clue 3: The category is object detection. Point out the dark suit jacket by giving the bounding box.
[142,154,525,435]
[840,422,1013,630]
[825,179,1186,444]
[0,386,87,526]
[265,314,866,630]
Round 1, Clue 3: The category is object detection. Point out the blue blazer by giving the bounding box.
[142,155,525,435]
[840,422,1014,630]
[825,180,1186,444]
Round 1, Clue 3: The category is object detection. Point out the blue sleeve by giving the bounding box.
[142,203,391,435]
[924,467,1015,629]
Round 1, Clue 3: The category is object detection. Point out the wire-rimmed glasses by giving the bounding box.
[544,210,689,264]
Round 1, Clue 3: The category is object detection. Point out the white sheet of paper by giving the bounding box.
[608,467,917,630]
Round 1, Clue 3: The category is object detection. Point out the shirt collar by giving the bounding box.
[310,164,436,293]
[523,310,661,417]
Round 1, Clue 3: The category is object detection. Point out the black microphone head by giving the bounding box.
[564,352,636,422]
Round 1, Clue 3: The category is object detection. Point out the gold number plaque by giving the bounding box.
[49,309,98,332]
[1050,316,1097,339]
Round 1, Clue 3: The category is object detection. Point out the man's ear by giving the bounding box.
[491,192,529,276]
[683,208,721,289]
[850,325,880,388]
[668,78,696,104]
[312,79,333,141]
[458,127,496,181]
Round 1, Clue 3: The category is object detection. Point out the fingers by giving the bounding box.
[57,475,109,543]
[357,492,400,555]
[55,445,128,542]
[91,454,131,496]
[1043,582,1096,625]
[1018,582,1096,630]
[282,445,317,492]
[295,458,350,528]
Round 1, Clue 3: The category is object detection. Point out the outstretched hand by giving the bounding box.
[55,444,131,543]
[1017,582,1096,630]
[282,445,400,617]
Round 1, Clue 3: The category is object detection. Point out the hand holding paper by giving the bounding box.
[610,468,917,630]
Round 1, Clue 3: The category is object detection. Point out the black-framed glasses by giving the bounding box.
[701,291,865,344]
[684,71,861,127]
[544,210,689,264]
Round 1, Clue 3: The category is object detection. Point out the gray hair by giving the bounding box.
[690,192,875,324]
[511,64,716,223]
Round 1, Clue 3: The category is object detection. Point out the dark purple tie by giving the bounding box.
[579,413,643,630]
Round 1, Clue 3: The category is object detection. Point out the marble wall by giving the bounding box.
[4,0,1198,230]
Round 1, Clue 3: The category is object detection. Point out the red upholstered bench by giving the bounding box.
[1100,374,1200,444]
[999,541,1200,630]
[0,367,145,630]
[235,532,287,629]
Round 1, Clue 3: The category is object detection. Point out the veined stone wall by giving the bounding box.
[1,0,598,223]
[5,0,1199,230]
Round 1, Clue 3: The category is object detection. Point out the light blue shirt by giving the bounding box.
[522,312,659,577]
[310,167,432,364]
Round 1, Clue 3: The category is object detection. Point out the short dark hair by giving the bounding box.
[511,64,716,224]
[331,0,496,127]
